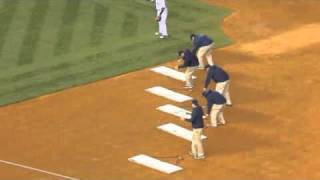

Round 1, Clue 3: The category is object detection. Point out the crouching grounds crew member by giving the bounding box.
[191,33,215,69]
[202,90,226,127]
[204,65,232,106]
[176,49,199,89]
[181,99,205,159]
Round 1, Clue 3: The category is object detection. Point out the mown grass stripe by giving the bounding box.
[0,36,171,93]
[0,39,188,105]
[0,35,158,85]
[90,2,109,45]
[0,0,34,69]
[34,0,68,61]
[0,31,155,81]
[0,0,19,58]
[71,0,94,51]
[17,0,50,66]
[53,0,81,56]
[121,11,138,38]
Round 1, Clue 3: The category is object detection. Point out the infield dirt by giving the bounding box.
[1,0,320,179]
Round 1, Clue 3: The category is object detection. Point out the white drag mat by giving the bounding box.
[128,154,183,174]
[157,104,192,119]
[158,123,207,142]
[146,86,192,102]
[151,66,196,82]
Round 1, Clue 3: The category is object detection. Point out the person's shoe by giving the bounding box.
[194,155,205,159]
[206,123,218,127]
[159,35,168,39]
[218,121,226,125]
[226,103,233,107]
[184,85,193,89]
[188,151,194,156]
[197,66,205,70]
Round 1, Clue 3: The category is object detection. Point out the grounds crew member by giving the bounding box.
[190,33,215,69]
[154,0,168,39]
[176,49,199,89]
[203,65,232,106]
[202,90,226,127]
[181,99,205,159]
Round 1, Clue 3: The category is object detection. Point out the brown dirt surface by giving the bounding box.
[1,0,320,179]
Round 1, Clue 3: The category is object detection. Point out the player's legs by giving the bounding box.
[156,10,161,35]
[185,66,196,87]
[204,43,214,65]
[224,81,232,105]
[210,105,219,127]
[197,47,206,69]
[192,128,204,158]
[217,106,226,125]
[157,20,161,35]
[215,82,226,94]
[159,10,168,37]
[216,81,232,105]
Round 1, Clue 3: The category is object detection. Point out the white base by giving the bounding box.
[158,123,207,142]
[157,104,192,119]
[128,154,183,174]
[151,66,196,82]
[145,86,193,102]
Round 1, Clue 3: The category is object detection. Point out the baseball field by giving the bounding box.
[1,0,320,179]
[0,0,231,106]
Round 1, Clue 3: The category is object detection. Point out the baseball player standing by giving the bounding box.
[202,90,226,127]
[191,34,215,69]
[176,49,199,89]
[181,99,205,159]
[154,0,168,39]
[204,65,232,106]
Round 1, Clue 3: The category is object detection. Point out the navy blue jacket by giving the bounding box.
[178,49,199,68]
[186,106,204,129]
[202,90,226,114]
[204,65,229,88]
[192,34,214,53]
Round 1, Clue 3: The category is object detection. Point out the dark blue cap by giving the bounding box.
[192,99,199,106]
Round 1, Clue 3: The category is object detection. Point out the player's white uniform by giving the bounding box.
[155,0,168,37]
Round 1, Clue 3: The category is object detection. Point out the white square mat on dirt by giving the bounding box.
[146,86,193,103]
[128,154,183,174]
[158,123,207,142]
[157,104,192,119]
[151,66,196,82]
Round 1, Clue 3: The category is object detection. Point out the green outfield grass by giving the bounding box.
[0,0,232,106]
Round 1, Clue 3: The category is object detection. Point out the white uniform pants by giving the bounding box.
[157,9,168,36]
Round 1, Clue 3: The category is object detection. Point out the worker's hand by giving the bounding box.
[175,65,179,70]
[180,116,185,121]
[203,114,209,119]
[203,88,208,92]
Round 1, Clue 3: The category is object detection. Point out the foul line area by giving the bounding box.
[0,159,80,180]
